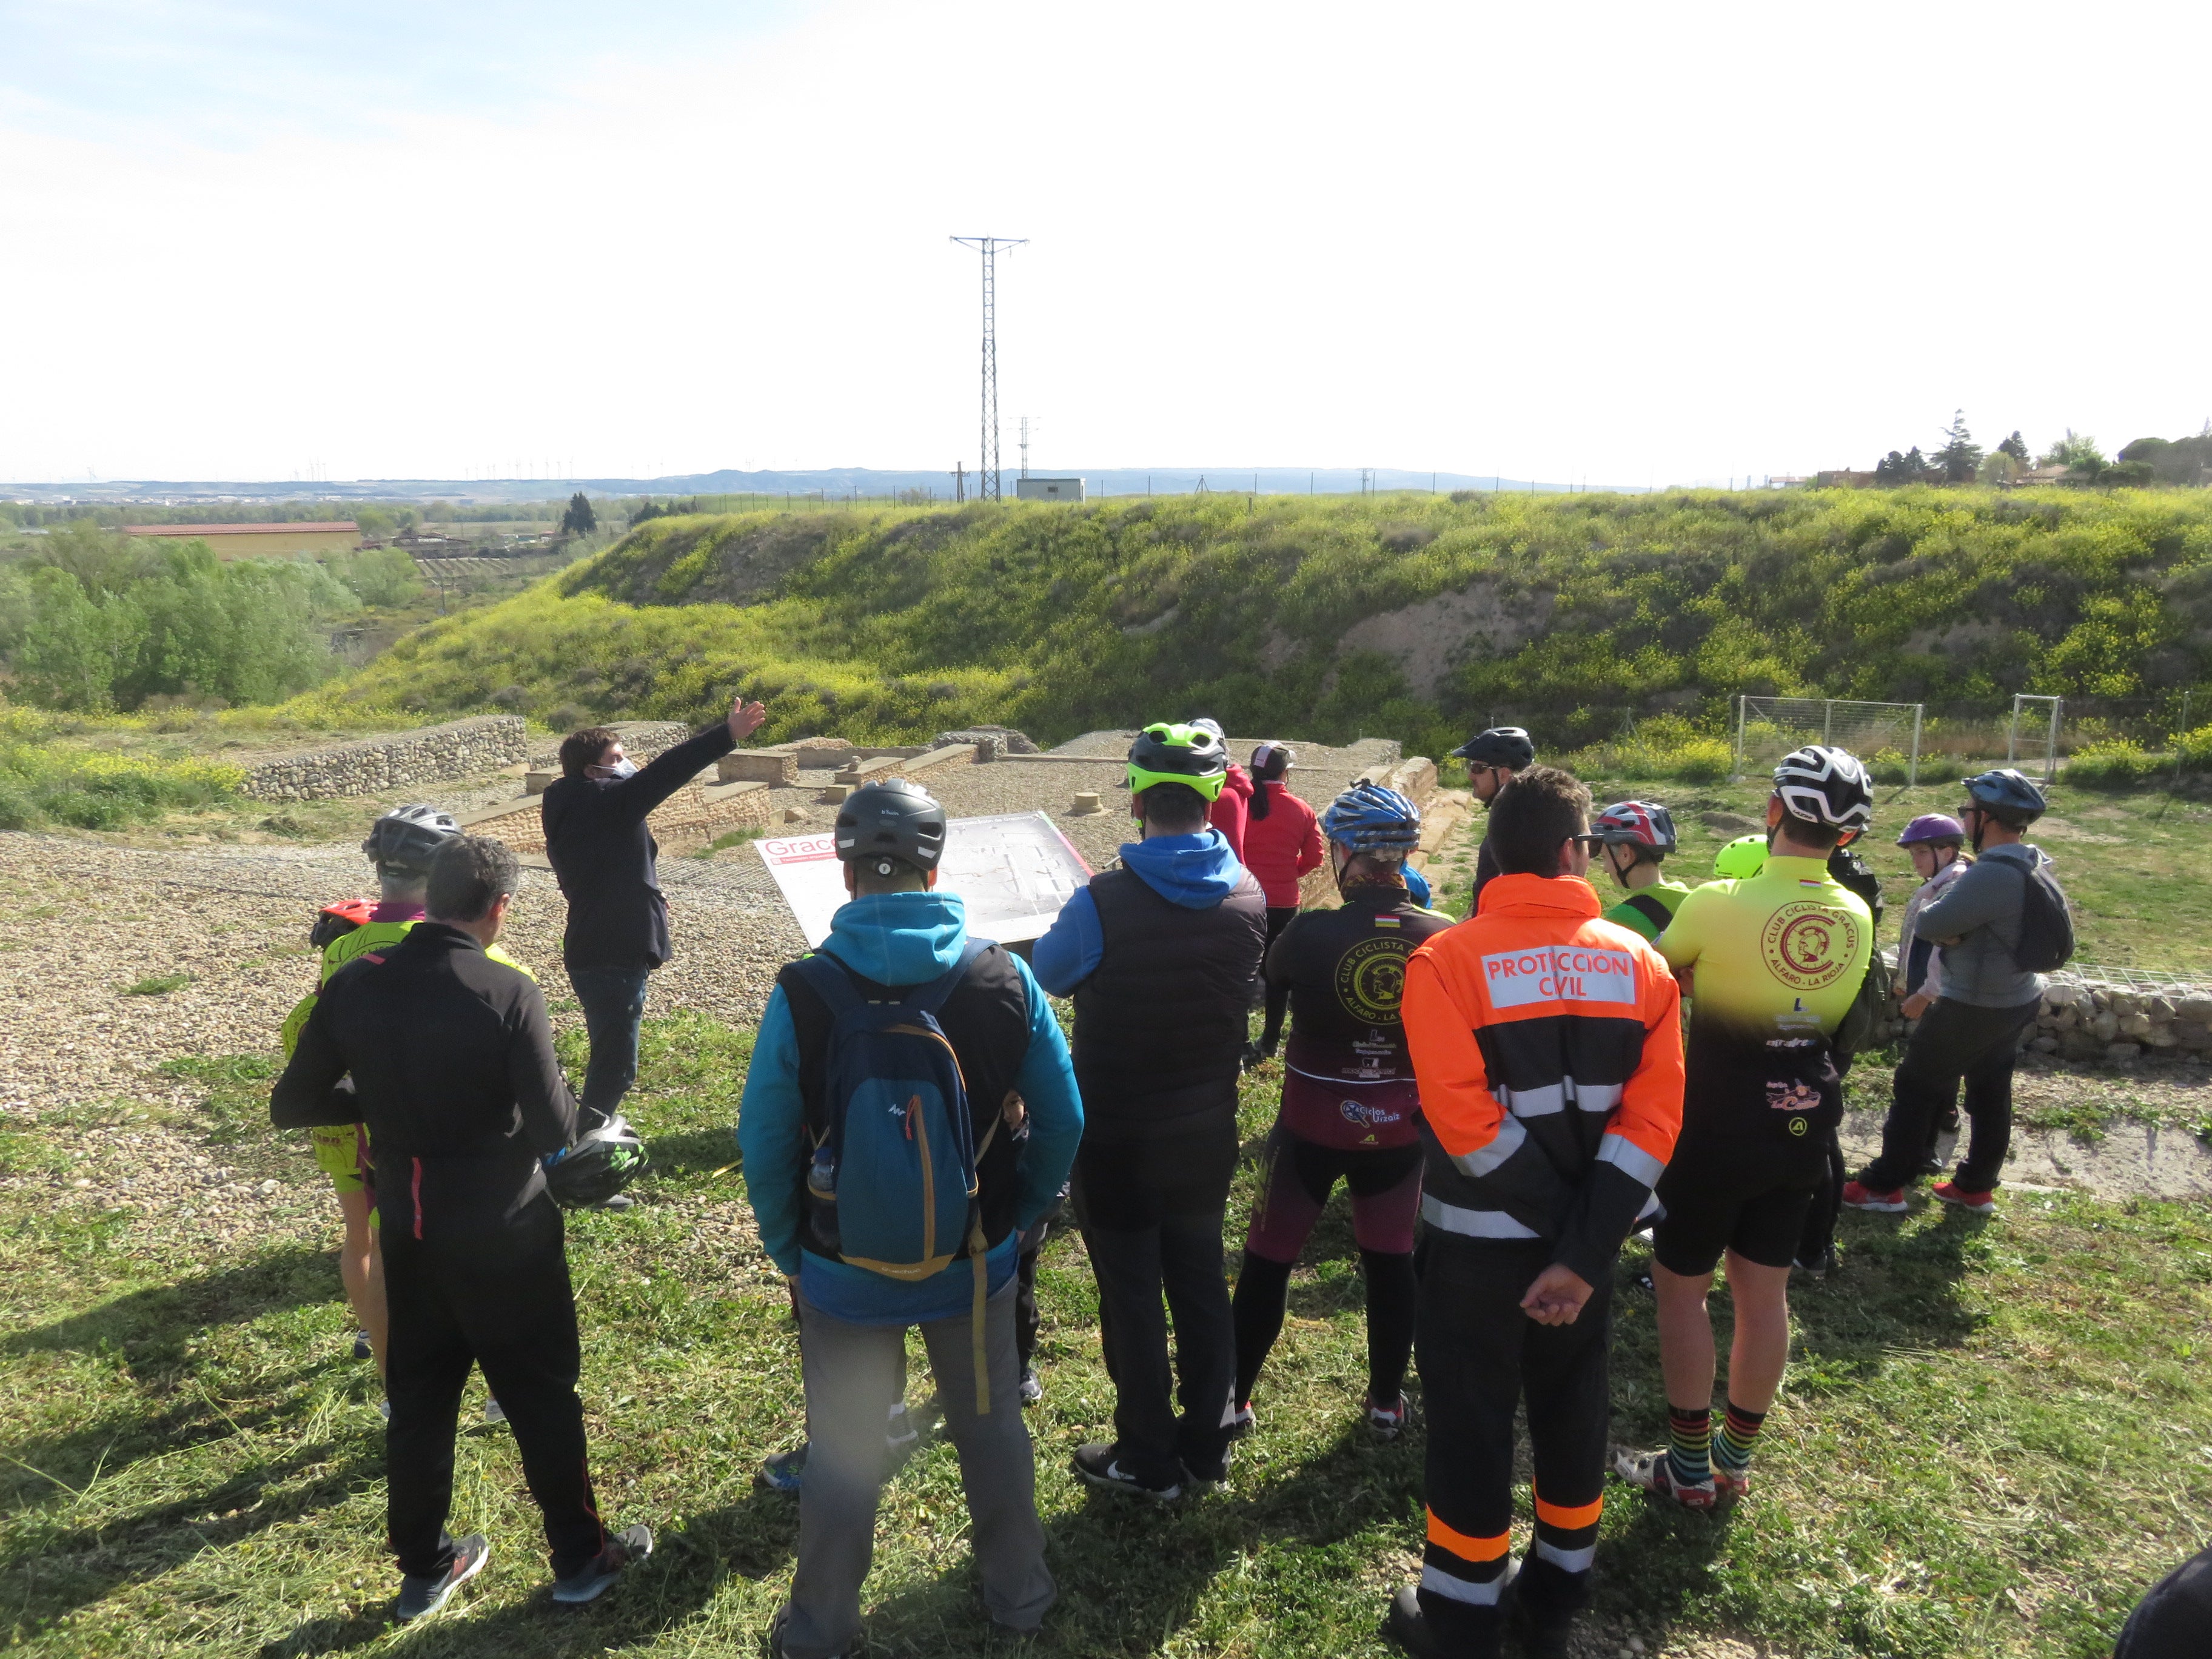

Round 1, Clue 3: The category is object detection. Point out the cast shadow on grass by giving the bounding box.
[640,1127,745,1184]
[1,1248,349,1513]
[853,1416,1423,1655]
[2,1438,382,1645]
[3,1247,337,1375]
[258,1486,803,1658]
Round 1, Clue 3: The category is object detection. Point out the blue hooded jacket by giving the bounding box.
[737,888,1083,1325]
[1031,828,1251,995]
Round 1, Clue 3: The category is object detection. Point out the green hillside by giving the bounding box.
[310,488,2212,754]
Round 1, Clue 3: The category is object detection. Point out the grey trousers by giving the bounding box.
[779,1276,1054,1659]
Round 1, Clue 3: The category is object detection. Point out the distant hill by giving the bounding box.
[304,487,2212,760]
[5,467,1638,507]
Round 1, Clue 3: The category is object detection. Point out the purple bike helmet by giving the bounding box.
[1895,813,1965,846]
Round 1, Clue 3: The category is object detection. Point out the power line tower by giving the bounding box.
[1018,414,1041,480]
[951,235,1024,500]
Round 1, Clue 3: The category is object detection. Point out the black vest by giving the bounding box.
[1071,864,1268,1140]
[778,943,1033,1252]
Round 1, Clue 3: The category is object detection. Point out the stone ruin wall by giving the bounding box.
[241,716,528,802]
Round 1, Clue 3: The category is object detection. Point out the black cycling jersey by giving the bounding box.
[1265,883,1454,1148]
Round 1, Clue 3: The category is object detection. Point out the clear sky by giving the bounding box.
[2,0,2207,488]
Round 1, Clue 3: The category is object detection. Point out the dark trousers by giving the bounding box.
[381,1201,604,1578]
[1859,997,2039,1193]
[1014,1191,1067,1372]
[1256,906,1298,1041]
[1071,1119,1240,1489]
[569,965,650,1118]
[1416,1233,1612,1649]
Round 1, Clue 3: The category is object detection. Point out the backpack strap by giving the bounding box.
[789,950,869,1017]
[900,937,992,1019]
[1622,891,1674,933]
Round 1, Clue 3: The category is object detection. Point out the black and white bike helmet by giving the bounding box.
[362,803,461,880]
[543,1115,650,1209]
[1772,745,1874,831]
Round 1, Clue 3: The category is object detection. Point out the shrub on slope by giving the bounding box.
[316,488,2212,752]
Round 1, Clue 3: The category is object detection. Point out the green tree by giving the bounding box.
[1997,431,2031,463]
[561,492,598,536]
[1932,409,1983,483]
[16,566,138,711]
[2040,429,2105,471]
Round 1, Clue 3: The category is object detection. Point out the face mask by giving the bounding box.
[597,758,638,781]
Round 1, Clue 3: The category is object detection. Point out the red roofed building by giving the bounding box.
[122,521,363,558]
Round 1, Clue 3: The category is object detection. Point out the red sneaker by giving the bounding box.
[1932,1181,1995,1213]
[1840,1180,1908,1213]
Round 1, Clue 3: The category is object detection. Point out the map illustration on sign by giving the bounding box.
[753,810,1095,948]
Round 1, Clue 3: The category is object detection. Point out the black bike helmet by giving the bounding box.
[1126,722,1230,802]
[1772,745,1874,831]
[835,779,948,875]
[543,1115,650,1209]
[1961,768,2048,826]
[362,803,461,880]
[1593,799,1679,854]
[1450,726,1535,770]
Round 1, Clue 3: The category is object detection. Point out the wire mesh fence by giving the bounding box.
[1732,697,1925,783]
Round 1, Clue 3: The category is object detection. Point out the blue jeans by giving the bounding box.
[569,966,649,1119]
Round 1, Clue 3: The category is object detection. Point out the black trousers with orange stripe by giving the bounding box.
[1414,1232,1612,1651]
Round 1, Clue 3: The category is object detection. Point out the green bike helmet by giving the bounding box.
[1714,833,1769,880]
[1127,722,1229,802]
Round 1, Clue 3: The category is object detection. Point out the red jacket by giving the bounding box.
[1208,763,1253,862]
[1403,872,1683,1284]
[1241,780,1324,907]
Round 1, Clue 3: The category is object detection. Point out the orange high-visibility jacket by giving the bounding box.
[1403,872,1684,1284]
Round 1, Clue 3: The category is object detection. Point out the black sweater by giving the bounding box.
[270,923,578,1237]
[540,722,738,969]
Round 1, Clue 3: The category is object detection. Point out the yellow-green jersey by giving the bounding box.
[1658,856,1872,1048]
[1600,879,1691,944]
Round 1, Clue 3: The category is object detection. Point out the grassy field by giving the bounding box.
[295,489,2212,759]
[2,998,2207,1659]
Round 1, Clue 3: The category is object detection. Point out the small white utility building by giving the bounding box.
[1014,477,1085,501]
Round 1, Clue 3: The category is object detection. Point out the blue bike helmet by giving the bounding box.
[1321,781,1422,855]
[1962,768,2047,825]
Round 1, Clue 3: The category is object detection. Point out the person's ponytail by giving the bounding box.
[1248,743,1292,820]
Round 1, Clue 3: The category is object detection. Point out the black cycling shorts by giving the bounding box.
[1651,1160,1817,1276]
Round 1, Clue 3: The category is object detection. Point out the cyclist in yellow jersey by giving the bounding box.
[283,805,529,1382]
[1613,746,1874,1512]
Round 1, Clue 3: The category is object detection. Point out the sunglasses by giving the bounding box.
[1570,834,1606,853]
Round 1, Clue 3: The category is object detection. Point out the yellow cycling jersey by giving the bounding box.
[1657,854,1872,1045]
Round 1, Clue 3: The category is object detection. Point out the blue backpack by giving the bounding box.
[793,938,994,1286]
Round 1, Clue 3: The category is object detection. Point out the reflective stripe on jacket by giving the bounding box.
[1403,871,1684,1285]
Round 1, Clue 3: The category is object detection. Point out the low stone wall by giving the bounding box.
[477,777,777,858]
[2033,976,2212,1067]
[241,716,528,802]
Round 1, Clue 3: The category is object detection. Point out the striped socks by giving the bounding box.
[1712,1400,1767,1478]
[1666,1406,1712,1487]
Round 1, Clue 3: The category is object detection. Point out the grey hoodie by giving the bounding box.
[1911,842,2048,1009]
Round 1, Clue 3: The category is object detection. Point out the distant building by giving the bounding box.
[122,521,362,558]
[1014,477,1085,502]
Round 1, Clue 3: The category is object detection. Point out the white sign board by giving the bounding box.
[752,810,1095,948]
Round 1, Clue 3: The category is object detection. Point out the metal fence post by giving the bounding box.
[1733,695,1748,781]
[2008,694,2021,766]
[1909,703,1923,787]
[1823,700,1834,744]
[2046,698,2060,783]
